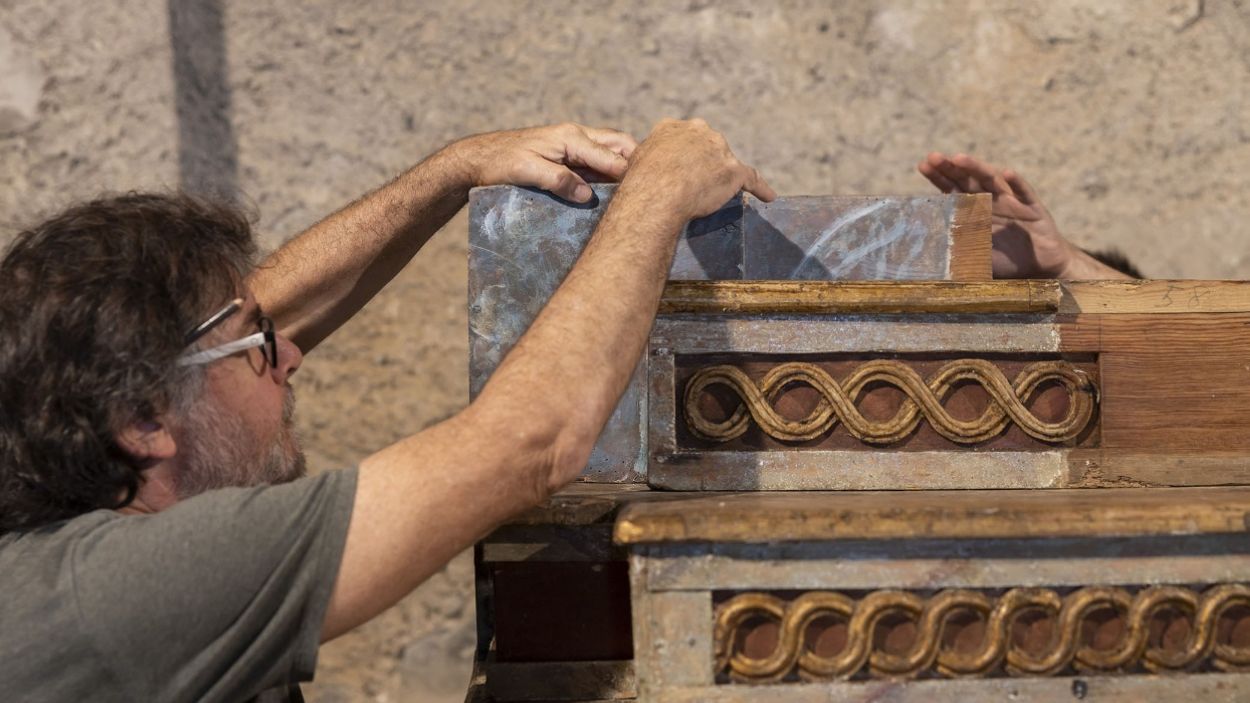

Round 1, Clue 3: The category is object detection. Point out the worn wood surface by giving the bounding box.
[1067,451,1250,487]
[648,450,1068,491]
[1063,279,1250,314]
[649,674,1250,703]
[614,487,1250,545]
[631,577,713,697]
[1099,350,1250,452]
[658,280,1060,315]
[640,535,1250,592]
[948,194,993,281]
[652,315,1062,355]
[500,483,670,527]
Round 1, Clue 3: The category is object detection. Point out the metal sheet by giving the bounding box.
[742,194,959,280]
[468,186,989,481]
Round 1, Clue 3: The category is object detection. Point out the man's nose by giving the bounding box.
[271,333,303,383]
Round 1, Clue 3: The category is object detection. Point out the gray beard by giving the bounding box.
[176,387,306,499]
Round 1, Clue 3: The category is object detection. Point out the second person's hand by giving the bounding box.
[623,118,777,221]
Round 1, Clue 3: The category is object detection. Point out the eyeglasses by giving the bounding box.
[177,297,279,368]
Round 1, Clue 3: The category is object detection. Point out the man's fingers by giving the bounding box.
[582,126,638,159]
[918,160,958,193]
[949,153,1011,195]
[1003,169,1040,206]
[519,158,594,202]
[563,130,630,181]
[741,164,777,202]
[931,157,980,193]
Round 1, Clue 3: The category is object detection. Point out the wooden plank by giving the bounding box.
[655,674,1250,703]
[658,280,1060,315]
[482,525,619,562]
[1067,451,1250,487]
[1100,350,1250,451]
[612,486,1250,545]
[948,193,993,280]
[631,569,713,696]
[500,483,668,528]
[1059,313,1250,353]
[642,535,1250,591]
[1063,279,1250,314]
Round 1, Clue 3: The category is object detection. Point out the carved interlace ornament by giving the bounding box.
[715,585,1250,682]
[685,359,1096,445]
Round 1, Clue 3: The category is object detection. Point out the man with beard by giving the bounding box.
[0,118,774,701]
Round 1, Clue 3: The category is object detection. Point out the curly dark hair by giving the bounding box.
[0,192,257,534]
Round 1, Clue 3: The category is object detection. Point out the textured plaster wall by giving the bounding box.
[2,0,1249,700]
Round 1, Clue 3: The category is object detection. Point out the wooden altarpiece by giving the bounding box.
[464,186,1250,702]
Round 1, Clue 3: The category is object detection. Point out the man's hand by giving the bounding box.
[918,152,1081,278]
[623,118,777,219]
[452,123,638,203]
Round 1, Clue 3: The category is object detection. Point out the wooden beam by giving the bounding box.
[659,280,1061,315]
[613,487,1250,545]
[1062,280,1250,314]
[948,193,993,280]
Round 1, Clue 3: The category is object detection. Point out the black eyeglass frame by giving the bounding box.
[179,297,279,369]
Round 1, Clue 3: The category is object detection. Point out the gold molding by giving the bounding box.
[715,585,1250,682]
[685,359,1096,445]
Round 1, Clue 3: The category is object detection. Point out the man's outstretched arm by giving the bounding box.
[248,123,637,352]
[917,152,1135,279]
[320,119,776,641]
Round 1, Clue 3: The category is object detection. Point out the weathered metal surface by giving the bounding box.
[741,194,981,280]
[469,187,991,481]
[484,660,636,701]
[468,185,740,481]
[651,675,1250,703]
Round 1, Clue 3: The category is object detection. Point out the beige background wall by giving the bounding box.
[3,0,1248,700]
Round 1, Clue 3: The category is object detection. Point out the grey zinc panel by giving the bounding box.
[467,185,968,482]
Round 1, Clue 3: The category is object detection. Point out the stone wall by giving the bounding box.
[2,1,1248,700]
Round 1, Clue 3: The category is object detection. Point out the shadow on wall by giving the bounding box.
[168,0,238,200]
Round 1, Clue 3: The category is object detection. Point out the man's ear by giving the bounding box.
[114,416,178,464]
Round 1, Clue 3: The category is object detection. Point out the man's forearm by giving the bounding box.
[248,146,471,352]
[321,120,772,641]
[323,175,689,640]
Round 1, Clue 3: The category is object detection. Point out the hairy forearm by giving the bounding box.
[476,178,687,489]
[323,180,688,640]
[248,145,471,352]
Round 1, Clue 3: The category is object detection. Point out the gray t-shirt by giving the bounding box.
[0,467,357,702]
